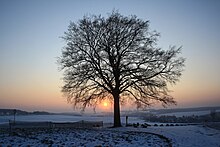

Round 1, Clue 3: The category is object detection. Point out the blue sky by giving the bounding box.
[0,0,220,112]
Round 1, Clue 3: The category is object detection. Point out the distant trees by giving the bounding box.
[58,11,185,127]
[143,113,220,123]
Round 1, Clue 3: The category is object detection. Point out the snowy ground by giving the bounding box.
[0,115,144,124]
[0,115,220,146]
[0,124,220,147]
[0,127,170,147]
[114,125,220,147]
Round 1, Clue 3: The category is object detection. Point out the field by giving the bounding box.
[0,114,220,147]
[0,114,145,125]
[0,128,171,147]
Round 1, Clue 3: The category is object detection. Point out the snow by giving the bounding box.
[1,123,220,146]
[0,114,144,124]
[0,128,170,147]
[115,125,220,147]
[0,115,220,146]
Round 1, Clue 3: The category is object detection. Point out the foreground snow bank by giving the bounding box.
[0,128,170,147]
[149,125,220,147]
[113,125,220,147]
[1,124,219,147]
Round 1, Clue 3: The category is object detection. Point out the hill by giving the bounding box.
[0,109,51,116]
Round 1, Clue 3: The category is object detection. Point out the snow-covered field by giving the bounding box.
[0,114,146,130]
[0,128,171,147]
[117,125,220,147]
[0,115,220,147]
[0,124,220,147]
[0,114,144,125]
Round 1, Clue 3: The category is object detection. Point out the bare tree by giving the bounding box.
[58,11,185,127]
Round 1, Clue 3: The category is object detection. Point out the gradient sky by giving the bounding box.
[0,0,220,112]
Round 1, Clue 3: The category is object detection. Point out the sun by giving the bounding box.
[103,102,108,107]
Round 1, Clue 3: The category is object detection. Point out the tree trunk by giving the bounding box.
[113,92,122,127]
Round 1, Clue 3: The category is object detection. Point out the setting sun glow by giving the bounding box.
[103,102,108,107]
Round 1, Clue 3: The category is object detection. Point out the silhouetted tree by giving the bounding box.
[58,11,185,127]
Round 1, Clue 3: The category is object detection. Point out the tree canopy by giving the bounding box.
[58,11,185,127]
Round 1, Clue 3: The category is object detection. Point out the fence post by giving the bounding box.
[126,116,128,127]
[9,120,12,135]
[13,109,16,125]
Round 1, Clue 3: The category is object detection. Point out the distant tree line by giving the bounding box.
[143,112,220,123]
[146,106,220,115]
[0,109,50,116]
